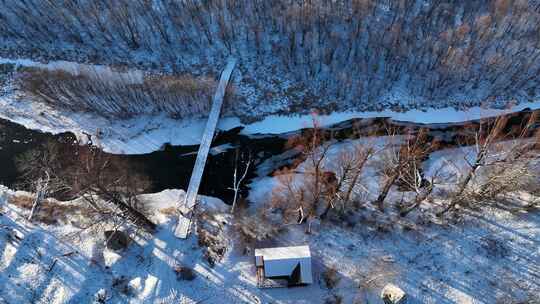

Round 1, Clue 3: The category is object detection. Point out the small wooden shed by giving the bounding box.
[254,245,313,288]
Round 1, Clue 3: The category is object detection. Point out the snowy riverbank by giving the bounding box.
[2,56,540,154]
[2,137,539,303]
[2,89,540,154]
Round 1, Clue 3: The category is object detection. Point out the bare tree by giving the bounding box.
[28,171,50,221]
[438,111,539,216]
[372,129,404,212]
[342,140,376,204]
[473,120,540,210]
[399,162,445,217]
[437,116,509,215]
[16,140,71,220]
[16,140,155,231]
[320,140,375,218]
[373,128,437,212]
[270,114,338,232]
[271,166,310,224]
[229,149,251,213]
[66,145,156,231]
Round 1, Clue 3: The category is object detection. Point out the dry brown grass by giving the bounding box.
[196,213,228,267]
[323,266,341,289]
[14,67,230,119]
[158,206,177,216]
[356,256,400,294]
[234,211,280,251]
[8,194,97,225]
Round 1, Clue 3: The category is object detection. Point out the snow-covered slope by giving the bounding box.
[1,140,539,303]
[248,139,540,303]
[0,187,327,303]
[1,1,540,115]
[1,64,539,154]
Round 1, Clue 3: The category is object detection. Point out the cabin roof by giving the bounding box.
[254,245,311,261]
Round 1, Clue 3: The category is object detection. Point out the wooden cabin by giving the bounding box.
[255,245,313,288]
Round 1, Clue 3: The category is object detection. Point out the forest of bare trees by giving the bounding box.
[264,111,540,234]
[1,0,540,118]
[16,140,156,232]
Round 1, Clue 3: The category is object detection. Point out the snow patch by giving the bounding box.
[0,56,144,84]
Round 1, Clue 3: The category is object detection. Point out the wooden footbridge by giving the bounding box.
[174,58,237,238]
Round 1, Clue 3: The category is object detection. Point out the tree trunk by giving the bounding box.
[29,172,50,221]
[319,197,335,219]
[437,156,482,216]
[343,171,361,204]
[400,185,433,217]
[98,188,156,232]
[373,172,399,212]
[231,187,239,213]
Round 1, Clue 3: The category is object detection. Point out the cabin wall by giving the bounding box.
[263,257,312,282]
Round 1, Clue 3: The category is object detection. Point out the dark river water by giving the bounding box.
[0,118,289,204]
[0,109,537,204]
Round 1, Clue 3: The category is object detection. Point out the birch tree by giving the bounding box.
[229,149,251,213]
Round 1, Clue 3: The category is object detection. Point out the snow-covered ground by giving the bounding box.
[1,139,538,303]
[2,57,540,154]
[0,57,144,84]
[1,56,539,303]
[247,139,540,303]
[0,186,341,304]
[2,85,540,154]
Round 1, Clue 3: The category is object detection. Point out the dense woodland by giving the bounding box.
[1,2,540,302]
[1,0,540,119]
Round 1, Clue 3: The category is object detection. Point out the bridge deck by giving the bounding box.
[174,58,237,238]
